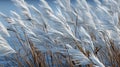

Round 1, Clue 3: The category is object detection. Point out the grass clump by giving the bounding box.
[0,0,120,67]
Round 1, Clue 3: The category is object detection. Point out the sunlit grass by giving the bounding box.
[0,0,120,67]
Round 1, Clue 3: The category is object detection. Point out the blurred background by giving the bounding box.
[0,0,42,14]
[0,0,76,15]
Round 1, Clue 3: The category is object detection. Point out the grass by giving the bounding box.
[0,0,120,67]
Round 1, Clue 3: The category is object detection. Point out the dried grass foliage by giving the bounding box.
[0,0,120,67]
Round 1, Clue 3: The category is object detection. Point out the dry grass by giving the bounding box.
[3,39,75,67]
[1,29,120,67]
[0,0,120,67]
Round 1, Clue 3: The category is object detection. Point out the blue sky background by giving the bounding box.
[0,0,76,15]
[0,0,41,14]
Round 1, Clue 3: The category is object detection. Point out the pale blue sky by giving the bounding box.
[0,0,40,14]
[0,0,75,14]
[0,0,104,14]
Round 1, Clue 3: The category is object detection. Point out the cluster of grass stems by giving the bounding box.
[0,0,120,67]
